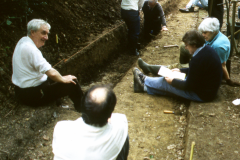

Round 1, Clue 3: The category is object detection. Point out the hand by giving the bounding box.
[161,26,168,31]
[171,68,180,72]
[226,79,240,87]
[62,75,77,85]
[165,77,174,84]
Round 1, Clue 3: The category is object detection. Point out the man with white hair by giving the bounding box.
[179,0,208,13]
[137,18,240,86]
[142,0,168,40]
[121,0,145,56]
[12,19,83,111]
[52,85,129,160]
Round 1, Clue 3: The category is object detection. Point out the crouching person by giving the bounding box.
[133,30,222,102]
[12,19,83,111]
[52,85,129,160]
[142,0,168,39]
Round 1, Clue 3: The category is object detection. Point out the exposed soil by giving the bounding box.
[1,0,240,160]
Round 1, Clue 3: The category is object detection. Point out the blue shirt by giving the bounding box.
[192,44,205,57]
[205,31,230,63]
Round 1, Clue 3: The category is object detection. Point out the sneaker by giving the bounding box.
[129,49,139,56]
[179,6,194,13]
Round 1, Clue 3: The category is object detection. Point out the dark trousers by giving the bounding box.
[121,9,140,52]
[116,135,129,160]
[143,19,161,37]
[14,79,83,112]
[208,0,223,29]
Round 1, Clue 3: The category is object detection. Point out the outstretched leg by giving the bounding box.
[138,58,161,75]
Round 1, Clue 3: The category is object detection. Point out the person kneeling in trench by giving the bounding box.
[138,17,240,87]
[12,19,83,111]
[133,30,222,102]
[142,0,168,40]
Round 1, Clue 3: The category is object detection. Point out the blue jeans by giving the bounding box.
[145,77,204,102]
[186,0,208,9]
[121,9,140,52]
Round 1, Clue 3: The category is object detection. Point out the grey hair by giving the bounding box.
[198,17,220,33]
[149,0,158,3]
[27,19,51,36]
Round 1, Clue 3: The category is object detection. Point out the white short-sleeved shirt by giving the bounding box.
[121,0,144,11]
[12,36,52,88]
[52,113,128,160]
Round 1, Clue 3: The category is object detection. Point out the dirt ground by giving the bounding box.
[1,0,240,160]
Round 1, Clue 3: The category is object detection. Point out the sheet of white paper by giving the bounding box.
[158,66,186,80]
[232,99,240,105]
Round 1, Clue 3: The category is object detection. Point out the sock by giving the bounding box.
[144,85,147,92]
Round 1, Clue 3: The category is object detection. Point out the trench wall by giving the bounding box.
[54,23,128,82]
[53,0,177,82]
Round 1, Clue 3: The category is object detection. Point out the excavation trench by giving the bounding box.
[0,0,198,159]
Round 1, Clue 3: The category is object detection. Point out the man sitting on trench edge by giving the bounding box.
[52,85,129,160]
[12,19,83,111]
[133,30,223,102]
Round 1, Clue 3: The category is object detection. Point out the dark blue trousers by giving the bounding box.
[121,9,140,52]
[144,19,161,36]
[116,135,129,160]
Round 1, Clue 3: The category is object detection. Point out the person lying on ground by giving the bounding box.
[142,0,168,40]
[138,18,240,86]
[12,19,83,111]
[179,0,208,13]
[52,85,129,160]
[133,30,222,102]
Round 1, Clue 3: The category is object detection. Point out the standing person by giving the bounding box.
[208,0,223,29]
[52,85,129,160]
[142,0,168,40]
[121,0,145,56]
[12,19,83,111]
[133,30,223,102]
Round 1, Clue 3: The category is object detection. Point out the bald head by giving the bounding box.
[89,87,108,104]
[82,85,117,127]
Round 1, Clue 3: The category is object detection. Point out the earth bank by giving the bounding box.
[1,0,240,160]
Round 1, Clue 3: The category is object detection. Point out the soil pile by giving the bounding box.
[0,0,122,107]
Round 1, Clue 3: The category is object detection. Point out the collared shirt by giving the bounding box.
[12,36,52,88]
[52,113,128,160]
[205,31,230,63]
[192,44,205,57]
[121,0,145,11]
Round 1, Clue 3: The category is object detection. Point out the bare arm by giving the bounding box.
[45,68,77,85]
[222,62,240,86]
[222,62,230,80]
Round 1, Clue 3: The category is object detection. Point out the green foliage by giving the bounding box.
[3,0,48,26]
[6,20,12,25]
[3,46,10,56]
